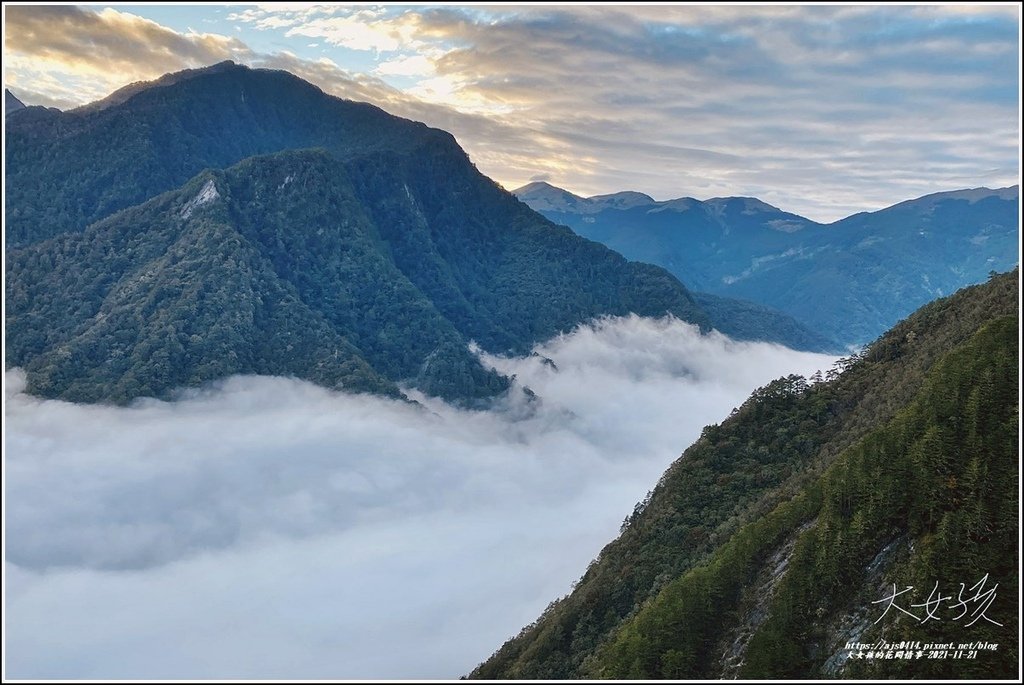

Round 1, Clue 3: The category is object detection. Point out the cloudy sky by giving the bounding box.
[6,316,837,679]
[3,3,1019,221]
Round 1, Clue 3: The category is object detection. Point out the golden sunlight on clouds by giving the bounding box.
[407,74,519,116]
[4,6,251,99]
[375,54,436,78]
[281,9,425,53]
[4,4,1018,221]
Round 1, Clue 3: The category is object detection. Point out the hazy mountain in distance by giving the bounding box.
[5,88,26,114]
[5,63,711,405]
[513,181,841,351]
[471,269,1018,680]
[515,182,1019,346]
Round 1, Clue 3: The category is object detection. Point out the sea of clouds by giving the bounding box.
[5,315,836,679]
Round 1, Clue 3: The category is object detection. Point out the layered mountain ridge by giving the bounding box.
[6,63,718,404]
[5,62,447,248]
[515,181,1019,346]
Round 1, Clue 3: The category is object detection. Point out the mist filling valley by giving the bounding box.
[5,315,837,679]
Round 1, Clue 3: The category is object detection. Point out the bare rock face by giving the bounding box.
[180,179,220,219]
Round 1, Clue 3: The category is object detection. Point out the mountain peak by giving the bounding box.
[73,60,246,113]
[514,180,563,194]
[704,196,783,214]
[517,182,794,217]
[587,191,656,210]
[5,88,26,114]
[512,181,586,212]
[6,60,452,246]
[514,183,659,213]
[890,185,1019,211]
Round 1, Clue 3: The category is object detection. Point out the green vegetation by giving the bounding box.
[592,315,1017,678]
[5,63,442,248]
[693,291,841,352]
[6,136,707,404]
[745,310,1018,678]
[5,168,400,403]
[588,487,822,678]
[470,270,1018,679]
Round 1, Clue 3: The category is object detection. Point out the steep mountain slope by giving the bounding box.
[693,292,839,354]
[5,64,710,404]
[6,63,447,248]
[515,182,1019,346]
[5,88,26,114]
[470,270,1018,679]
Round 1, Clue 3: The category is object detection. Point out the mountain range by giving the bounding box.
[4,59,1018,681]
[515,181,1019,346]
[6,62,718,405]
[5,62,865,406]
[471,269,1018,679]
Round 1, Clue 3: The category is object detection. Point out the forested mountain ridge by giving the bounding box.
[5,62,444,248]
[5,63,715,404]
[71,59,242,114]
[692,292,840,354]
[515,182,1019,347]
[470,269,1018,679]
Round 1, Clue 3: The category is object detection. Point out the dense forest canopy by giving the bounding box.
[471,270,1019,679]
[6,64,714,404]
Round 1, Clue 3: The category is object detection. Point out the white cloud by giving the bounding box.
[282,10,425,53]
[227,4,340,30]
[3,5,253,103]
[4,316,836,679]
[4,4,1018,223]
[376,53,435,78]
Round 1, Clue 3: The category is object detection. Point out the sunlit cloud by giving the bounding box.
[238,6,429,53]
[375,53,436,78]
[226,3,340,29]
[3,4,1019,221]
[4,5,252,94]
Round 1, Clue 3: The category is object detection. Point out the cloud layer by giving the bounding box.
[4,5,253,108]
[5,316,836,679]
[4,5,1019,220]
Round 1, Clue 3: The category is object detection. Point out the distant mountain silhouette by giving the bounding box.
[5,88,26,114]
[516,182,1019,345]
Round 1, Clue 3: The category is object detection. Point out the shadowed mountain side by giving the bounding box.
[5,88,26,114]
[6,146,709,404]
[6,62,450,248]
[693,292,841,353]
